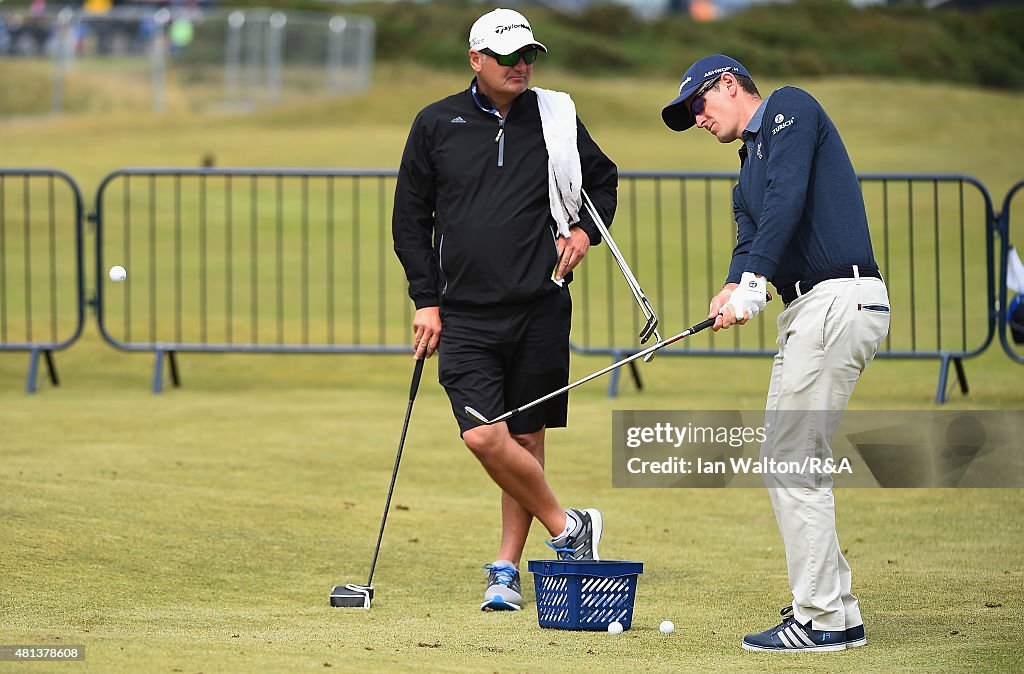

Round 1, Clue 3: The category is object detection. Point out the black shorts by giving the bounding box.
[439,288,571,436]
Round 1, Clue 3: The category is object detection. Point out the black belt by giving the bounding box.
[777,265,882,306]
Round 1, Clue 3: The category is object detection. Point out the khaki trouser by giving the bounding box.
[762,275,890,631]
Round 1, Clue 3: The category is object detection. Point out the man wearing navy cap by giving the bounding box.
[663,55,890,651]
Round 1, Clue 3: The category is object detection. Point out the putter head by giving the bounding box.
[330,584,373,608]
[464,406,491,425]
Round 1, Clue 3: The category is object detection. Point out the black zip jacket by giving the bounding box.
[393,79,618,309]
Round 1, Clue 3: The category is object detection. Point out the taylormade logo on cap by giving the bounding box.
[497,23,530,34]
[469,8,547,55]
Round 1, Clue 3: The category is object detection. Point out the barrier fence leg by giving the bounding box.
[935,355,969,405]
[607,353,623,398]
[152,349,182,393]
[26,349,40,394]
[25,348,59,394]
[628,361,643,392]
[44,351,59,387]
[953,357,969,395]
[168,351,180,389]
[605,353,645,398]
[153,350,165,394]
[936,355,950,404]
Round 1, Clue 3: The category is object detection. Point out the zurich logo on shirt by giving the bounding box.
[771,112,795,136]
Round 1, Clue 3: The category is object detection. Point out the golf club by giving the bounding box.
[581,189,662,360]
[465,316,716,425]
[331,356,425,608]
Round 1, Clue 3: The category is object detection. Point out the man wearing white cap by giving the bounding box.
[662,55,890,651]
[392,8,618,612]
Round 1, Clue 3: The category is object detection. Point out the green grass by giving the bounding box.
[1,66,1023,672]
[2,66,1023,195]
[1,350,1022,673]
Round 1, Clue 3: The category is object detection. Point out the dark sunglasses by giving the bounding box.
[480,47,539,67]
[689,75,722,117]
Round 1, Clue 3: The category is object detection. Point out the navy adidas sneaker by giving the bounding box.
[777,605,867,648]
[742,606,847,652]
[480,562,522,611]
[845,623,867,648]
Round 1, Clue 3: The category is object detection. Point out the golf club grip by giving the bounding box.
[409,357,425,400]
[688,317,717,334]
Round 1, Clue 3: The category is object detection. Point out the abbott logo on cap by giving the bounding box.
[469,8,547,55]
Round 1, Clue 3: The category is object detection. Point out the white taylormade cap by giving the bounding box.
[469,8,547,55]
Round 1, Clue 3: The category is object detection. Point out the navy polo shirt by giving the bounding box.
[727,86,877,289]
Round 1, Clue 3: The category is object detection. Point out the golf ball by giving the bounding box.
[659,620,675,635]
[109,265,127,282]
[607,620,623,635]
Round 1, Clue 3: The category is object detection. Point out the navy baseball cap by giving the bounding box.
[662,54,750,131]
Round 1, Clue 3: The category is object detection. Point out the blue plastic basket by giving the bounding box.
[527,560,644,631]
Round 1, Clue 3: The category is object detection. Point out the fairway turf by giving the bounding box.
[1,351,1022,673]
[1,65,1023,672]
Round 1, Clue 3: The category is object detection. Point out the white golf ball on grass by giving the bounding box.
[659,620,675,635]
[109,265,127,282]
[607,620,623,635]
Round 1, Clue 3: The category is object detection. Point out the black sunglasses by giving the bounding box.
[480,47,539,67]
[689,75,722,117]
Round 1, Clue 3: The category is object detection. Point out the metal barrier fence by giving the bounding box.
[0,169,85,392]
[560,173,997,402]
[1,167,1018,398]
[94,168,409,391]
[998,180,1024,364]
[1,6,375,115]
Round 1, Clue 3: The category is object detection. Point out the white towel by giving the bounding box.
[534,87,581,238]
[1008,245,1024,294]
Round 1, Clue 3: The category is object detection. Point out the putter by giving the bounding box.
[465,316,716,425]
[581,189,662,360]
[331,356,425,608]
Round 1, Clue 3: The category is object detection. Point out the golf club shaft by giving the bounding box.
[366,356,424,587]
[473,317,716,425]
[581,189,657,319]
[581,189,662,360]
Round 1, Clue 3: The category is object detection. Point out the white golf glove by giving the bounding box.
[725,272,768,322]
